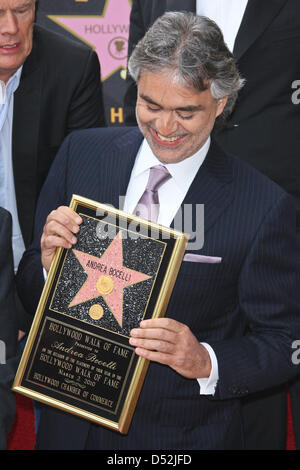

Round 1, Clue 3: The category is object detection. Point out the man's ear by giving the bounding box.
[216,96,228,117]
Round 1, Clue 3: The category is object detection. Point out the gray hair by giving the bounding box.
[128,12,244,122]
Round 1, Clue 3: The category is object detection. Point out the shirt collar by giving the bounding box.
[133,135,211,193]
[0,66,23,104]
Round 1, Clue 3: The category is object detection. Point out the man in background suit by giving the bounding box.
[0,0,105,264]
[123,0,300,449]
[16,13,300,450]
[0,207,28,449]
[0,0,105,332]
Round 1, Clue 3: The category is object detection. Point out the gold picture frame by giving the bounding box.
[13,195,189,434]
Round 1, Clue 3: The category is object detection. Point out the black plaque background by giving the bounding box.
[50,212,167,336]
[18,201,178,429]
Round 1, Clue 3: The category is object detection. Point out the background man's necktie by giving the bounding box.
[134,165,171,222]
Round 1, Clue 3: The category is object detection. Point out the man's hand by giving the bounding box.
[129,318,212,379]
[41,206,82,272]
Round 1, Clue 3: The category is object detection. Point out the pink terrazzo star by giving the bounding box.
[48,0,131,80]
[69,232,150,327]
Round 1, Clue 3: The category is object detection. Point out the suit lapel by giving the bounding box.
[100,129,144,210]
[166,0,196,12]
[12,25,42,247]
[234,0,288,60]
[174,141,234,240]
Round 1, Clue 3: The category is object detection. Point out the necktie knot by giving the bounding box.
[133,165,171,222]
[146,165,171,193]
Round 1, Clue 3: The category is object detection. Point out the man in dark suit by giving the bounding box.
[16,12,300,450]
[0,0,104,333]
[123,0,300,449]
[0,207,28,449]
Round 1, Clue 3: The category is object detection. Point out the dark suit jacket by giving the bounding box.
[16,127,300,449]
[13,24,105,250]
[0,208,28,449]
[123,0,300,229]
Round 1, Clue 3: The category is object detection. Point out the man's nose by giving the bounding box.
[0,12,19,36]
[157,111,178,136]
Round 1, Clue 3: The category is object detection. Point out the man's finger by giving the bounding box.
[129,336,175,353]
[45,206,82,233]
[43,221,78,246]
[130,326,176,344]
[139,317,184,332]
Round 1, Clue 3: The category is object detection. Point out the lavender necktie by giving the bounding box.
[134,165,171,222]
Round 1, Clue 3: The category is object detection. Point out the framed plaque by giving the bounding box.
[13,195,189,434]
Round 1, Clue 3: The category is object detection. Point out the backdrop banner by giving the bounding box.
[36,0,132,126]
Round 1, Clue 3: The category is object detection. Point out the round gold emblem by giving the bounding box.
[89,304,104,320]
[96,275,114,295]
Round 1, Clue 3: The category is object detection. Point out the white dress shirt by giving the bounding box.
[123,137,218,395]
[196,0,248,52]
[0,67,25,272]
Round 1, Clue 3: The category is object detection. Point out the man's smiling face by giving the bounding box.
[136,69,227,164]
[0,0,35,83]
